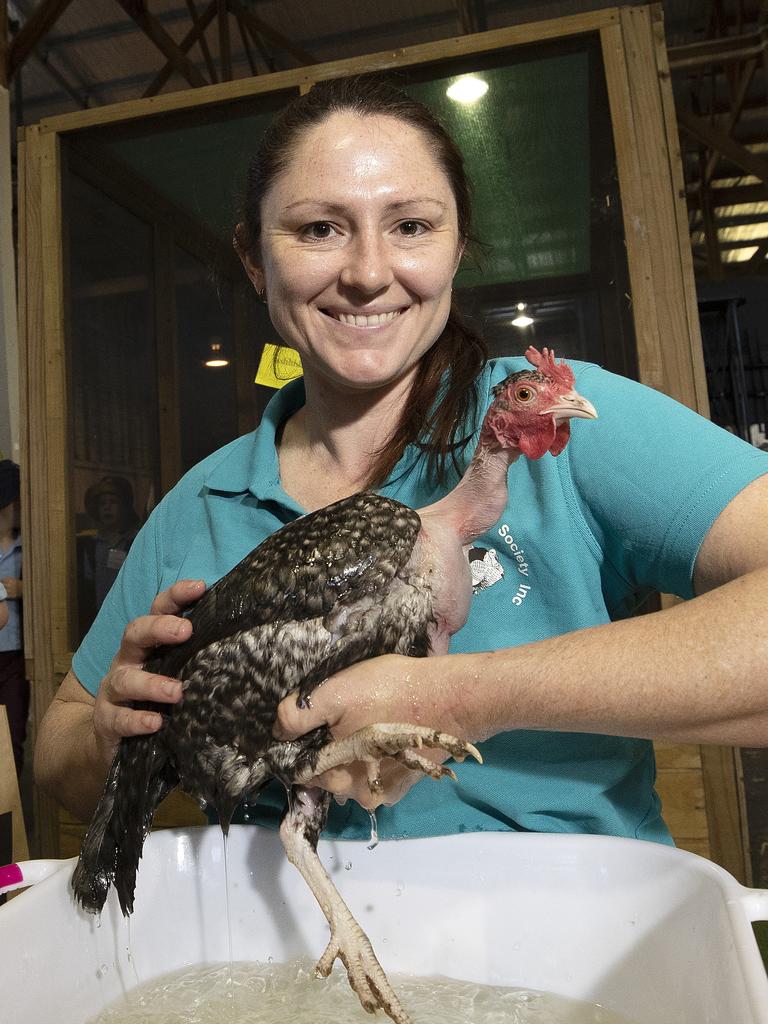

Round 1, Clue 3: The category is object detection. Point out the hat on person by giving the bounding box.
[0,460,20,510]
[84,476,135,520]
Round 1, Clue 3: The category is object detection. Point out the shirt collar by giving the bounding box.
[0,532,21,556]
[204,378,306,514]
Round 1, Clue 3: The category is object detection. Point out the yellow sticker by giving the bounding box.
[255,343,303,389]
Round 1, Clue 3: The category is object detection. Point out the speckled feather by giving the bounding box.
[72,492,433,916]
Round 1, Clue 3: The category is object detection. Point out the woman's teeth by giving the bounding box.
[335,310,402,327]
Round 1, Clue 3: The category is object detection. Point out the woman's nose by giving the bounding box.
[339,232,394,294]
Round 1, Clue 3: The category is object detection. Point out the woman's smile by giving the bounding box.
[320,307,408,329]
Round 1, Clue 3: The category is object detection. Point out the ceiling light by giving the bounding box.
[511,302,534,328]
[446,76,489,104]
[204,338,230,368]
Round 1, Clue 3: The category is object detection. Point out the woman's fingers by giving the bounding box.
[149,578,206,616]
[92,580,203,754]
[102,663,182,706]
[119,611,193,663]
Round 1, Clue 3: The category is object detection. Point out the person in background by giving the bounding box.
[77,476,141,638]
[0,460,27,777]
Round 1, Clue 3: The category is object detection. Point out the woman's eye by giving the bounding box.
[515,386,535,403]
[303,222,335,240]
[398,220,427,237]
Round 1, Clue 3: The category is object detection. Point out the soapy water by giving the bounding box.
[89,957,639,1023]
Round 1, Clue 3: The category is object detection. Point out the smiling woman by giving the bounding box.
[36,73,768,969]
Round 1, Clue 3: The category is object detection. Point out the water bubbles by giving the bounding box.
[96,963,109,979]
[87,958,640,1023]
[343,861,352,871]
[395,881,405,897]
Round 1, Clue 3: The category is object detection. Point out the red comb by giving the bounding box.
[524,346,574,387]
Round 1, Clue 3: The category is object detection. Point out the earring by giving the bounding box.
[257,287,266,302]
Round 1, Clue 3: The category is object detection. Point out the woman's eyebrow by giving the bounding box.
[282,197,449,214]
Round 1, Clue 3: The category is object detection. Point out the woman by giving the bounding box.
[35,77,768,845]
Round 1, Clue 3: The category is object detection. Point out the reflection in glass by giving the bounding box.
[175,247,238,473]
[66,173,158,644]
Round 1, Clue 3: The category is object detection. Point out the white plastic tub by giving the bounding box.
[2,826,768,1023]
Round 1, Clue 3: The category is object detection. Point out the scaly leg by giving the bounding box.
[279,786,413,1024]
[291,722,482,794]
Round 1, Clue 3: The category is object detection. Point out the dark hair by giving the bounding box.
[239,75,488,487]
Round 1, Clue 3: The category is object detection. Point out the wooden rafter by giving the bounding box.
[704,56,759,184]
[678,107,768,185]
[685,182,768,210]
[218,0,232,81]
[143,0,217,97]
[115,0,208,89]
[186,0,217,85]
[698,149,724,277]
[1,0,8,87]
[455,0,483,36]
[227,0,315,66]
[6,0,75,81]
[747,238,768,265]
[667,27,767,69]
[235,10,257,77]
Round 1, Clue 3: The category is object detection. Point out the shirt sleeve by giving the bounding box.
[562,363,768,607]
[72,512,165,696]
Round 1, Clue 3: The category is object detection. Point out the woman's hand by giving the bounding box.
[92,578,205,768]
[273,653,471,811]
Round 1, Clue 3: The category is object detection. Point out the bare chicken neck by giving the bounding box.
[419,442,521,546]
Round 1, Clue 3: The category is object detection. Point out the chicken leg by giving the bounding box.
[279,786,413,1024]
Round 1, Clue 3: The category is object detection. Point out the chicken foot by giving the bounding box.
[291,722,482,794]
[279,786,413,1024]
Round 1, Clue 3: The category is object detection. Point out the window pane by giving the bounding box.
[66,173,158,645]
[175,246,238,472]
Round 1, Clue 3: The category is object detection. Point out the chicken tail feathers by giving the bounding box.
[71,734,178,917]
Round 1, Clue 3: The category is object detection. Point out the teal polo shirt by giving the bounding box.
[73,358,768,844]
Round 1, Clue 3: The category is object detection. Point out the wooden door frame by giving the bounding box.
[18,4,746,878]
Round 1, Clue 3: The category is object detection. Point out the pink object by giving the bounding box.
[0,863,23,891]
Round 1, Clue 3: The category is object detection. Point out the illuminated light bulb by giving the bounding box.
[204,339,230,368]
[446,76,489,104]
[511,302,534,328]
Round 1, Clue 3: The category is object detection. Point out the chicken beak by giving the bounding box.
[542,390,598,422]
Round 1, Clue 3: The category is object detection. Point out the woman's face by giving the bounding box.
[250,112,463,393]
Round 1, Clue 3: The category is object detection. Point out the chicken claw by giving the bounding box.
[292,722,482,792]
[280,787,413,1024]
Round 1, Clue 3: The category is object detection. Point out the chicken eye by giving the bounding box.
[515,386,535,403]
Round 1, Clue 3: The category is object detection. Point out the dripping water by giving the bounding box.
[367,810,379,850]
[222,830,235,1020]
[126,917,139,987]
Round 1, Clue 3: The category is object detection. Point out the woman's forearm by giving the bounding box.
[432,565,768,747]
[34,675,111,822]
